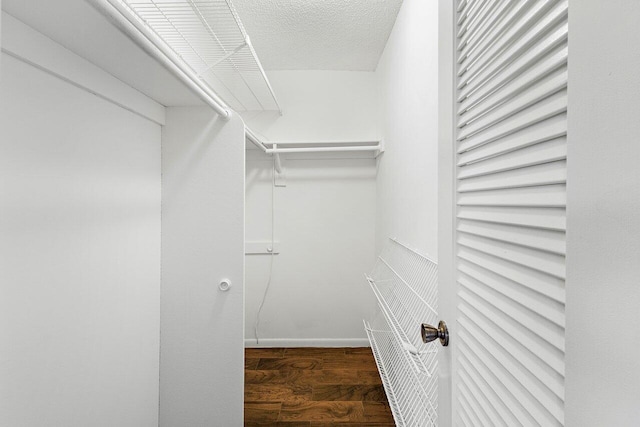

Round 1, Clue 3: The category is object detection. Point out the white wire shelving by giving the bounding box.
[365,316,438,427]
[364,238,439,427]
[92,0,387,158]
[245,127,383,173]
[120,0,282,114]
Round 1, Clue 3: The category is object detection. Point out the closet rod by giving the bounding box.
[265,145,381,154]
[267,141,380,145]
[246,133,381,154]
[88,0,232,120]
[245,126,381,174]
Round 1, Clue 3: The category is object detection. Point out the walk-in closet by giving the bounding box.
[2,1,640,426]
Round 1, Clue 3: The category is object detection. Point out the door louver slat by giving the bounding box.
[458,24,568,102]
[458,259,565,327]
[459,1,566,86]
[454,0,567,424]
[457,161,567,193]
[458,68,567,132]
[458,137,566,178]
[457,220,566,255]
[458,1,534,63]
[457,205,566,231]
[458,339,536,426]
[458,369,506,427]
[457,234,565,279]
[458,323,562,425]
[457,246,565,303]
[457,0,490,38]
[458,91,567,151]
[458,0,507,48]
[457,184,566,208]
[459,273,565,356]
[458,305,564,409]
[458,46,567,117]
[458,383,490,426]
[458,115,567,165]
[458,355,520,426]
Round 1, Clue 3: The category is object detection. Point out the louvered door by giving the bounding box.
[453,0,567,426]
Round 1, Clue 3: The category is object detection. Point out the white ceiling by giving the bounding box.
[233,0,403,71]
[1,0,202,106]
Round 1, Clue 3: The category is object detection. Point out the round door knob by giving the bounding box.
[218,279,232,292]
[421,320,449,346]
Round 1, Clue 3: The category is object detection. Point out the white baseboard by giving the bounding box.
[244,338,370,348]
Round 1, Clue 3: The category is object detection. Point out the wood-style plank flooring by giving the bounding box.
[245,347,395,426]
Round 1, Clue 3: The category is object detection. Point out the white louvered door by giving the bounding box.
[452,0,567,426]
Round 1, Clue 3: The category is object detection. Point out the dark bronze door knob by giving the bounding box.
[421,320,449,346]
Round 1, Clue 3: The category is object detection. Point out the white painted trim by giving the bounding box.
[1,12,165,125]
[0,1,3,75]
[244,338,370,348]
[437,0,456,425]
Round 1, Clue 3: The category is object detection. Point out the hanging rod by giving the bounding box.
[245,126,382,174]
[265,145,381,154]
[245,127,381,154]
[88,0,232,120]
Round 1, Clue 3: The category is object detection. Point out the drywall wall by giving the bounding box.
[565,1,640,425]
[375,0,439,259]
[1,1,202,107]
[245,151,377,346]
[160,108,245,426]
[242,69,378,346]
[1,11,165,124]
[241,70,378,143]
[0,51,161,426]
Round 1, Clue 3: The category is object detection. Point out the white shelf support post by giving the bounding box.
[376,138,385,158]
[273,143,282,173]
[273,143,286,187]
[198,40,248,77]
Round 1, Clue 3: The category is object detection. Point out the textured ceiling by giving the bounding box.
[232,0,403,71]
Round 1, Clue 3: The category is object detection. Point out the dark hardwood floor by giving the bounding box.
[245,347,396,426]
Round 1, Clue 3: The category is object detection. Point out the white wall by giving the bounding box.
[375,0,440,259]
[242,70,378,347]
[0,12,165,125]
[0,51,161,426]
[565,1,640,425]
[243,5,441,346]
[245,151,376,346]
[241,70,378,142]
[160,108,245,425]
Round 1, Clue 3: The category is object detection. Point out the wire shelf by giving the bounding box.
[122,0,281,113]
[365,318,438,427]
[364,238,439,426]
[366,238,439,376]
